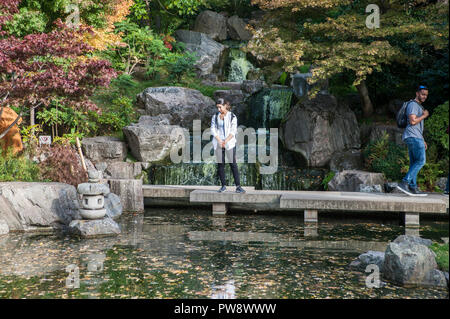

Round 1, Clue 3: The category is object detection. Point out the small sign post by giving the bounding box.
[39,135,51,146]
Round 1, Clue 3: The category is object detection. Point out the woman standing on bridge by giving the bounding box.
[211,98,245,194]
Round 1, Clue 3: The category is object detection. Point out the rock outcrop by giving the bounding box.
[81,136,127,164]
[193,10,228,41]
[227,15,252,41]
[136,87,216,129]
[280,93,360,167]
[123,118,185,163]
[327,170,385,192]
[174,30,228,77]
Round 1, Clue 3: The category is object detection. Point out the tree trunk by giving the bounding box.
[356,80,374,118]
[30,106,35,139]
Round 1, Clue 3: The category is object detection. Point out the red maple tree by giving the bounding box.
[0,0,117,135]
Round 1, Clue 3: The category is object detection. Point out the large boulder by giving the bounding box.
[0,182,79,231]
[193,10,227,41]
[383,235,447,287]
[123,117,186,163]
[136,87,217,129]
[327,170,385,192]
[81,136,127,164]
[227,15,252,41]
[329,150,363,172]
[104,162,143,180]
[360,123,404,147]
[174,30,228,77]
[280,93,361,167]
[369,124,404,146]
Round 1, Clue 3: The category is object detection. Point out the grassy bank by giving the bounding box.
[430,242,449,272]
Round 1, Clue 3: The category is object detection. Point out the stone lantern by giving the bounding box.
[77,170,109,220]
[69,170,121,238]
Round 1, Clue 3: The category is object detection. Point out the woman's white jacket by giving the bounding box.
[211,111,237,150]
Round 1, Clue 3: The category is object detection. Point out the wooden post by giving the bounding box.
[76,137,87,171]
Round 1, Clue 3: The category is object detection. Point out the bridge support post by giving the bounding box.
[212,203,227,216]
[304,210,318,223]
[404,212,420,228]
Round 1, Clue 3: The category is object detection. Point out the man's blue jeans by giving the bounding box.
[402,137,426,189]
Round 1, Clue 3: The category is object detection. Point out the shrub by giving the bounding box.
[89,96,137,135]
[166,52,198,84]
[322,171,336,190]
[426,101,449,152]
[0,150,41,182]
[363,132,408,181]
[38,144,88,186]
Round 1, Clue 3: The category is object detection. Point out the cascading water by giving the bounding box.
[226,48,255,83]
[147,137,258,187]
[246,86,294,129]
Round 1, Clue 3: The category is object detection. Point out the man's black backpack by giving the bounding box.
[396,100,415,129]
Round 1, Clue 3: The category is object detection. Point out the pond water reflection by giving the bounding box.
[0,208,448,299]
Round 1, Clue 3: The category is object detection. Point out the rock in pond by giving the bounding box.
[383,235,447,287]
[68,217,121,238]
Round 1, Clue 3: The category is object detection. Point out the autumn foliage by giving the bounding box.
[0,0,118,116]
[246,0,449,116]
[38,144,88,186]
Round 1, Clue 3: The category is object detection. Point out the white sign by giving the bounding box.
[39,135,52,146]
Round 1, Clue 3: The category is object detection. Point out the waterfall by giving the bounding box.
[226,48,255,83]
[245,87,293,129]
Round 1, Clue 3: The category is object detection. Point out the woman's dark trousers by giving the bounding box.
[216,147,240,187]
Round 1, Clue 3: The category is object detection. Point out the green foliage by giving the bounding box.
[203,0,255,17]
[363,132,408,181]
[166,52,198,83]
[0,150,41,182]
[247,0,449,109]
[176,77,230,98]
[426,101,449,152]
[322,170,336,190]
[36,99,95,138]
[3,7,47,37]
[20,124,43,150]
[98,20,170,76]
[279,72,288,85]
[89,96,137,135]
[129,0,205,33]
[430,243,449,272]
[52,128,84,146]
[19,0,110,31]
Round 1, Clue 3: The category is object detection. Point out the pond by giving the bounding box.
[0,209,448,299]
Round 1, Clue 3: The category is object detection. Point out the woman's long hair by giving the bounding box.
[216,98,231,111]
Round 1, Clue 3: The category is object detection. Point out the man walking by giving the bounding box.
[397,85,429,196]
